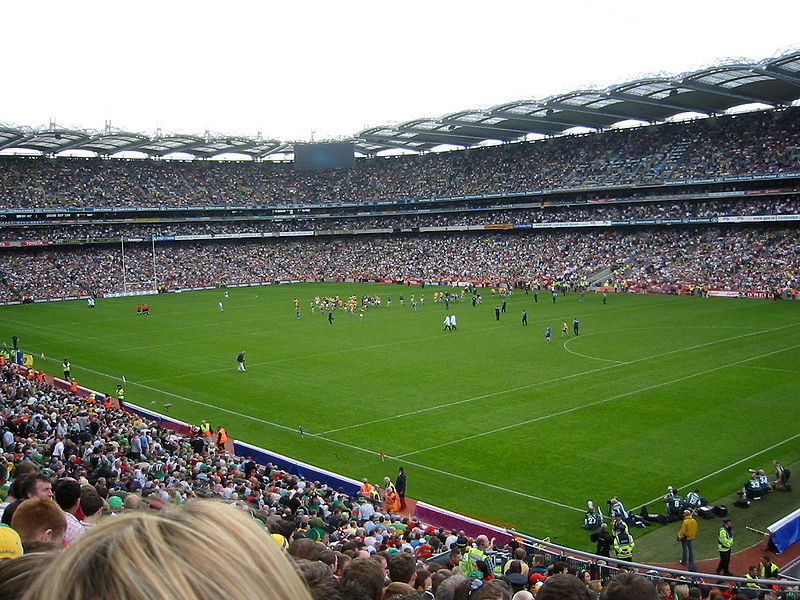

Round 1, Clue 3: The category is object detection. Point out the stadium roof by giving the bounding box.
[2,50,800,159]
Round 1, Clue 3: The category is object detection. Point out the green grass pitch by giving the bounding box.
[4,284,800,558]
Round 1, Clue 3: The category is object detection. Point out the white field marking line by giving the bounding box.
[48,361,585,514]
[394,341,800,459]
[55,344,800,518]
[739,365,800,375]
[74,363,300,435]
[15,290,665,353]
[381,455,586,513]
[317,321,800,436]
[562,337,625,364]
[640,432,800,509]
[11,291,664,358]
[135,320,525,383]
[561,325,758,364]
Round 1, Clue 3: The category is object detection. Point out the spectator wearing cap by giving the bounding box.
[0,524,23,560]
[364,514,383,535]
[506,572,529,593]
[243,456,257,478]
[716,517,734,576]
[415,534,433,561]
[108,495,124,513]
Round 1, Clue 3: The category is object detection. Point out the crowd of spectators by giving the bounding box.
[0,196,797,243]
[1,364,794,600]
[0,226,797,302]
[0,107,797,209]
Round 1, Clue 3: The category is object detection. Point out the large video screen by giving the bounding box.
[294,142,355,170]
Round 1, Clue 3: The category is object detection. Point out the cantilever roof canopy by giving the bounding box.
[1,50,799,159]
[357,50,800,153]
[0,127,294,160]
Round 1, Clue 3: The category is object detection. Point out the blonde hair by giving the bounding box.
[21,500,314,600]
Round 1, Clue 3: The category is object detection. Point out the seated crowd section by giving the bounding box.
[0,107,798,305]
[1,364,796,600]
[0,226,798,302]
[0,107,798,209]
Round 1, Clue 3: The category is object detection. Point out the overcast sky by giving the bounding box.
[2,1,799,143]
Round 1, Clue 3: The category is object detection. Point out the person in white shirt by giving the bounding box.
[51,436,65,461]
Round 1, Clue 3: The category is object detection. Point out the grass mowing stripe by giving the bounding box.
[49,355,588,514]
[395,341,800,459]
[319,322,800,436]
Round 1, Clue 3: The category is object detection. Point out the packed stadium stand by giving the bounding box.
[2,88,800,599]
[0,106,798,302]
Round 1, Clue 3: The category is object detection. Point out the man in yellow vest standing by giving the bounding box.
[716,517,734,576]
[200,420,212,445]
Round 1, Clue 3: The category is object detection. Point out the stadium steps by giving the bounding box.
[586,267,613,288]
[660,139,694,178]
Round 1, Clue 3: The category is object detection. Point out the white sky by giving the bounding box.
[2,1,799,143]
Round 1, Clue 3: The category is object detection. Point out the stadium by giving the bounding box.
[1,29,800,600]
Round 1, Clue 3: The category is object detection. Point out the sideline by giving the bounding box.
[640,431,800,508]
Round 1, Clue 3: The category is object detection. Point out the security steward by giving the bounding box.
[613,530,635,562]
[216,426,228,452]
[716,517,734,576]
[199,420,213,444]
